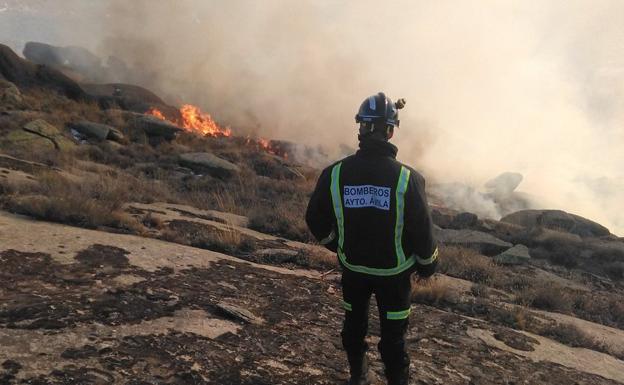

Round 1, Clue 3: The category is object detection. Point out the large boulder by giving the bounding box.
[133,115,182,140]
[0,79,22,105]
[449,212,479,230]
[179,152,240,179]
[23,42,102,81]
[501,209,610,238]
[493,244,531,265]
[2,129,56,151]
[0,44,87,101]
[68,121,124,142]
[22,119,74,150]
[23,119,60,137]
[81,83,179,117]
[485,172,523,196]
[434,227,512,256]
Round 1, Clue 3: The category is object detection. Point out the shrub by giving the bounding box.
[438,246,501,284]
[411,277,453,305]
[162,220,256,256]
[248,203,313,243]
[470,283,489,298]
[489,305,532,331]
[0,169,173,233]
[540,323,598,349]
[515,283,574,313]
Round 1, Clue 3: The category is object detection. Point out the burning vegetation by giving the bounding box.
[148,104,288,157]
[148,104,231,137]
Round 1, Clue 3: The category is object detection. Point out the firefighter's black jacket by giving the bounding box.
[306,138,438,277]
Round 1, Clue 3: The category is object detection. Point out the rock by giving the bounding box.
[434,227,513,256]
[501,209,610,238]
[68,121,111,140]
[485,172,523,196]
[0,79,22,105]
[82,83,179,117]
[215,302,263,325]
[0,154,60,173]
[493,244,531,265]
[22,119,74,151]
[23,119,60,137]
[23,42,102,81]
[431,208,455,228]
[3,129,56,151]
[107,127,125,142]
[0,44,87,101]
[133,115,181,140]
[449,212,479,230]
[179,152,240,178]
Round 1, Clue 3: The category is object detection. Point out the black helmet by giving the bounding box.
[355,92,405,128]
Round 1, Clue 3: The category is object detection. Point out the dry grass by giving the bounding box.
[20,88,104,127]
[0,168,173,233]
[438,246,502,284]
[538,322,624,359]
[411,277,453,305]
[489,305,533,331]
[574,295,624,330]
[303,247,338,270]
[515,283,574,313]
[161,220,256,256]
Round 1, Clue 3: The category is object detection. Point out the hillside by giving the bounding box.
[1,43,624,384]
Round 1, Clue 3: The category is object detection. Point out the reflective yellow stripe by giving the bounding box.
[387,308,411,320]
[394,167,410,265]
[330,162,417,277]
[416,247,439,265]
[342,301,352,311]
[330,163,345,251]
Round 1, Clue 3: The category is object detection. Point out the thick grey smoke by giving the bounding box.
[2,1,623,235]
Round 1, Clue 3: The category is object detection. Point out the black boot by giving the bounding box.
[346,351,372,385]
[385,365,409,385]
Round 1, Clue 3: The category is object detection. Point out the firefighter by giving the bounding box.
[305,92,438,385]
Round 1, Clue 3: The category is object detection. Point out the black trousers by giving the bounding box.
[340,268,413,375]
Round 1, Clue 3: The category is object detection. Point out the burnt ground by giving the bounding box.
[0,241,623,385]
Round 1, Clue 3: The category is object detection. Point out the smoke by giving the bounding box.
[2,0,624,235]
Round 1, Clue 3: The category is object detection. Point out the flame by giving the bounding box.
[179,104,232,137]
[147,107,166,120]
[258,138,272,152]
[146,105,289,158]
[147,104,231,137]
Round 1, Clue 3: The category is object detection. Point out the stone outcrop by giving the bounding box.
[22,119,74,151]
[132,115,182,140]
[0,44,87,101]
[68,121,125,142]
[501,209,610,238]
[179,152,240,179]
[81,83,179,117]
[434,227,512,256]
[493,244,531,265]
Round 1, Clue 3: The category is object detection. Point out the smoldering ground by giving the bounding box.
[1,0,623,234]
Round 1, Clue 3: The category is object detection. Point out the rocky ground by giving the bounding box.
[1,211,624,385]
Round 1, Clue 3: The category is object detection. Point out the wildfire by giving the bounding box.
[148,104,231,137]
[147,104,288,158]
[258,138,275,154]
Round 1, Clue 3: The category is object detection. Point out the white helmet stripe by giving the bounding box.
[368,96,376,111]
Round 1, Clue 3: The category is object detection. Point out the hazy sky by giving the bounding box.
[1,1,623,234]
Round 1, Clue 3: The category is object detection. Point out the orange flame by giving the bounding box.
[147,107,166,120]
[147,104,231,137]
